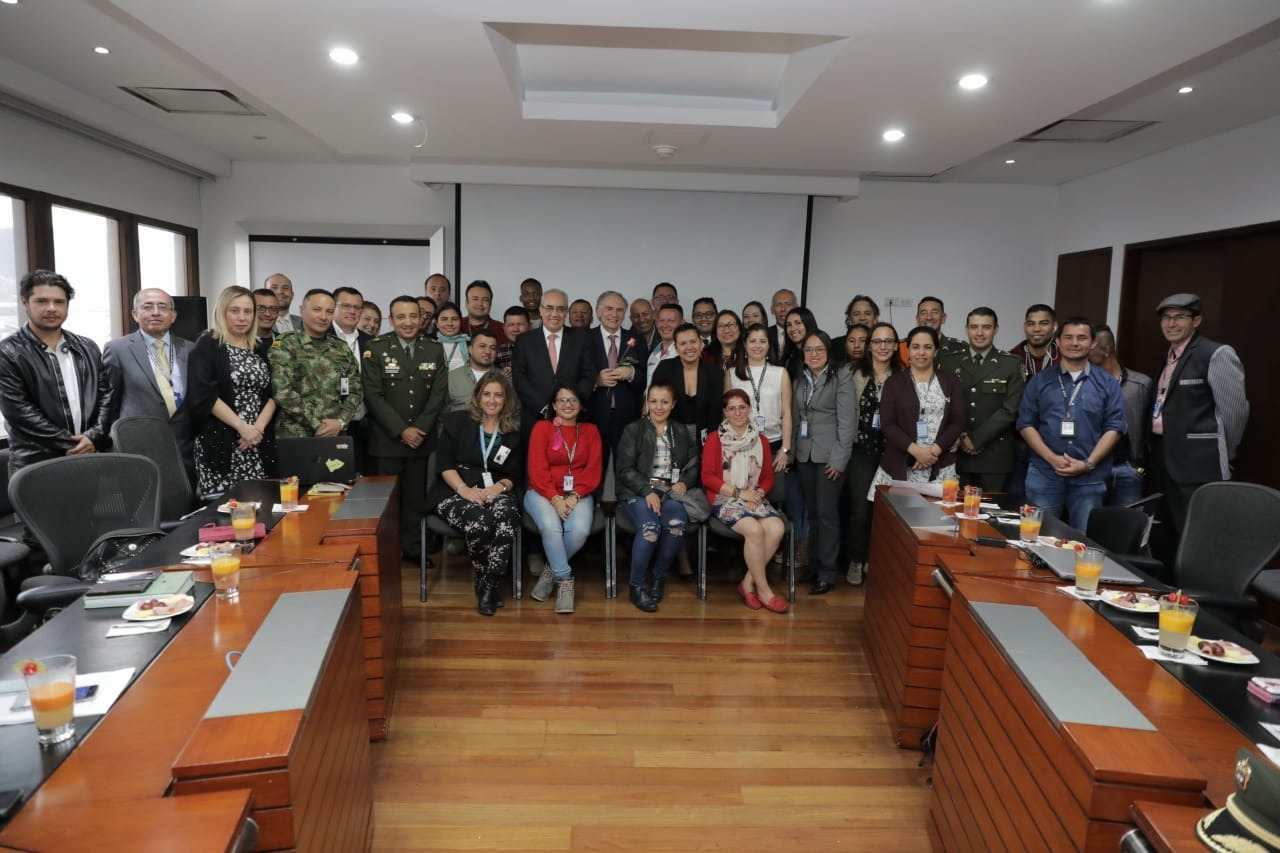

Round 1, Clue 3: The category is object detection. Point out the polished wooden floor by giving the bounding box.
[370,546,933,852]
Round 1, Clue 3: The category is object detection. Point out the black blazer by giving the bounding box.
[427,410,524,505]
[588,327,649,444]
[512,327,596,431]
[650,357,723,443]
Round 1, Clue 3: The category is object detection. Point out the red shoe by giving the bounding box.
[761,594,790,613]
[738,581,762,610]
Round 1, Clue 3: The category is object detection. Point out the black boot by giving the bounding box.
[629,585,658,612]
[650,577,666,604]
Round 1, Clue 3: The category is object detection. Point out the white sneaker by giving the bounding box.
[846,561,865,586]
[528,552,546,577]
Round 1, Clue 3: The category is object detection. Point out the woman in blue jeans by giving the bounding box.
[615,382,701,612]
[524,384,602,614]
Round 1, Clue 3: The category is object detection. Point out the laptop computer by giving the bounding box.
[276,436,358,486]
[1022,543,1144,585]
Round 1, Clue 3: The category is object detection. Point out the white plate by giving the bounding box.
[122,594,195,622]
[1100,590,1161,614]
[1185,636,1260,665]
[216,501,260,514]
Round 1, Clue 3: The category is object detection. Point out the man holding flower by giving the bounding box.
[590,290,649,466]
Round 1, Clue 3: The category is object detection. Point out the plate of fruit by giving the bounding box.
[1099,590,1161,613]
[1186,636,1260,665]
[122,594,195,621]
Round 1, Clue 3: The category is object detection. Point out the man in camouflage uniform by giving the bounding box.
[362,296,449,562]
[269,288,363,438]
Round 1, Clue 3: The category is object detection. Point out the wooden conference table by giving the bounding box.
[0,477,402,852]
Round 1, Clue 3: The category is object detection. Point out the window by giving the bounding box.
[51,204,121,347]
[138,222,188,295]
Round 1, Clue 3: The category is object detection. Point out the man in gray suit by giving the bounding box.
[103,287,195,471]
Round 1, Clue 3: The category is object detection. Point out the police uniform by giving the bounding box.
[269,330,363,438]
[938,346,1026,492]
[362,333,449,558]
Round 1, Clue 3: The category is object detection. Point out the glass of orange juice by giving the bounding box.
[230,503,256,543]
[962,485,982,518]
[20,654,77,746]
[210,542,241,601]
[1158,594,1197,658]
[280,476,299,511]
[1074,546,1104,596]
[941,477,960,505]
[1019,505,1043,545]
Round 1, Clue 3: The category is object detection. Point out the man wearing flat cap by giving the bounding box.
[1146,293,1248,538]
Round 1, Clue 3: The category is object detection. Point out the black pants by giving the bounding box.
[797,460,845,584]
[374,454,427,556]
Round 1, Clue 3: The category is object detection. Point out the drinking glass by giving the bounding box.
[210,542,241,601]
[962,485,982,519]
[1019,505,1043,546]
[1158,596,1198,659]
[21,654,77,746]
[1074,547,1104,596]
[230,503,256,543]
[280,477,299,511]
[941,477,960,505]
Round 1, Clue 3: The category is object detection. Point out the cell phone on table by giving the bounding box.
[8,684,97,712]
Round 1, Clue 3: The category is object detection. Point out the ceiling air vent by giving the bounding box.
[120,87,263,116]
[1020,119,1155,143]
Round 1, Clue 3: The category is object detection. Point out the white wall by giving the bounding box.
[0,106,201,227]
[1057,113,1280,325]
[807,182,1059,350]
[198,162,455,305]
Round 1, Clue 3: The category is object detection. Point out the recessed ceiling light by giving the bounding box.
[391,111,415,125]
[93,46,110,55]
[958,73,988,91]
[1178,85,1194,94]
[329,46,359,66]
[1005,159,1016,165]
[882,128,905,143]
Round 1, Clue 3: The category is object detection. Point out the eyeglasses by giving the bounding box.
[802,346,825,354]
[870,339,896,346]
[555,397,580,405]
[1161,313,1193,322]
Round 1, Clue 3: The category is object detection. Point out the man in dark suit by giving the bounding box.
[362,295,449,562]
[512,287,596,438]
[588,290,648,466]
[103,287,195,472]
[938,307,1026,492]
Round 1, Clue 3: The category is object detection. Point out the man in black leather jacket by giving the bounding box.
[0,270,113,472]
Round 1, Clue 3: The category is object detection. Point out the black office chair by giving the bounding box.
[110,416,196,529]
[1164,481,1280,640]
[421,452,522,603]
[8,454,163,629]
[705,470,795,602]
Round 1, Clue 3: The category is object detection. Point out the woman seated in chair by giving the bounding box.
[616,382,702,613]
[429,370,522,617]
[188,286,277,495]
[702,388,787,613]
[525,384,602,615]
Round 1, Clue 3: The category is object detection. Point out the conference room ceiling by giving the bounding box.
[1,0,1279,187]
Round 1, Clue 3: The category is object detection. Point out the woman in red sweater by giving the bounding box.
[702,388,788,613]
[525,383,602,614]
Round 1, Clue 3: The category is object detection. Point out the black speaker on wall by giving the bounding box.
[171,296,208,342]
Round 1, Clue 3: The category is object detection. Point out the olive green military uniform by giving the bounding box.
[269,331,363,438]
[938,346,1026,492]
[362,333,449,558]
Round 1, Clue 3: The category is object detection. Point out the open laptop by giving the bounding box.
[1022,543,1144,585]
[276,436,358,486]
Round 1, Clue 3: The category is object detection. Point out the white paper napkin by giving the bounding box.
[272,503,308,513]
[1139,644,1208,666]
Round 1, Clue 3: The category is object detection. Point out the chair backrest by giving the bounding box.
[9,454,162,577]
[1085,507,1151,556]
[110,416,195,521]
[1176,481,1280,596]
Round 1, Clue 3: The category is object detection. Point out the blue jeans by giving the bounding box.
[1025,465,1107,531]
[1105,462,1145,508]
[523,491,593,580]
[619,496,687,587]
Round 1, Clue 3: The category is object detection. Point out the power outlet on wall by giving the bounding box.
[884,296,914,308]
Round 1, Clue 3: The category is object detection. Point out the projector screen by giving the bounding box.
[460,184,808,320]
